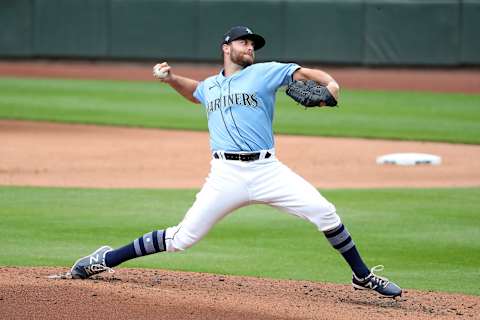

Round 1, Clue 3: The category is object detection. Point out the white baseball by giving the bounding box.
[153,65,168,79]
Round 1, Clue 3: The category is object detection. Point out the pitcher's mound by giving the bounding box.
[0,267,478,320]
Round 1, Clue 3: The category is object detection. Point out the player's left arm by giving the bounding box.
[293,67,340,102]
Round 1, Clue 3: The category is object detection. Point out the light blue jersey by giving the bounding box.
[193,62,300,152]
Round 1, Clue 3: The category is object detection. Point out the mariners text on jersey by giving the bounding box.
[206,92,259,113]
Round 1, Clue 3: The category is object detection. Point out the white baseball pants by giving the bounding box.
[164,153,341,252]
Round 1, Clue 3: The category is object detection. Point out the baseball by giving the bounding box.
[153,65,168,79]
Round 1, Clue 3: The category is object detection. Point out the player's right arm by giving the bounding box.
[153,62,200,104]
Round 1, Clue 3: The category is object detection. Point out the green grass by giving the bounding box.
[1,77,479,144]
[1,186,478,295]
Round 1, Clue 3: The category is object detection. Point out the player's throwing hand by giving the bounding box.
[153,62,171,81]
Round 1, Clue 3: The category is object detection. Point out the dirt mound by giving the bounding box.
[0,267,478,320]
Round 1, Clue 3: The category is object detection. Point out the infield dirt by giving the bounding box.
[1,119,480,189]
[0,61,479,319]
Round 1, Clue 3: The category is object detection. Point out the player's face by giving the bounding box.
[228,39,255,67]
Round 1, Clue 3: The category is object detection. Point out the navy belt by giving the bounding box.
[213,151,271,162]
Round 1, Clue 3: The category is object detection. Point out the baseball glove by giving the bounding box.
[286,80,338,107]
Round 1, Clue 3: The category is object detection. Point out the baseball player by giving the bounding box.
[71,26,402,298]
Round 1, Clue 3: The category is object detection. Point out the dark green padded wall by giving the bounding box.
[33,0,109,57]
[0,0,33,56]
[110,0,197,59]
[365,0,460,65]
[0,0,479,66]
[461,0,480,64]
[284,0,365,64]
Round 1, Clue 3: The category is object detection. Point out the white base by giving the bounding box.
[376,153,442,166]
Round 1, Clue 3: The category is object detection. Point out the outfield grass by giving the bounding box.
[1,77,479,144]
[1,186,478,295]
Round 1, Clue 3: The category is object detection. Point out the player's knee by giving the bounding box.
[307,202,341,231]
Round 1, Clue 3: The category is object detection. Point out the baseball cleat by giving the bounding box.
[352,265,402,298]
[70,245,114,279]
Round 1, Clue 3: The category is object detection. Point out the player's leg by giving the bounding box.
[250,160,369,275]
[103,180,248,266]
[162,171,249,252]
[251,159,401,297]
[70,160,250,279]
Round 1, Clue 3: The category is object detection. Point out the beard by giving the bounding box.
[230,47,254,67]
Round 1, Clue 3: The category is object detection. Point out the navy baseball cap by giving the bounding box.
[222,26,266,51]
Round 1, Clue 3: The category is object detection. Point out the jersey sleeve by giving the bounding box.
[193,81,206,105]
[263,62,301,89]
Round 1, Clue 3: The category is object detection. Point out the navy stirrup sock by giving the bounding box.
[105,230,166,268]
[324,224,370,279]
[104,243,136,268]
